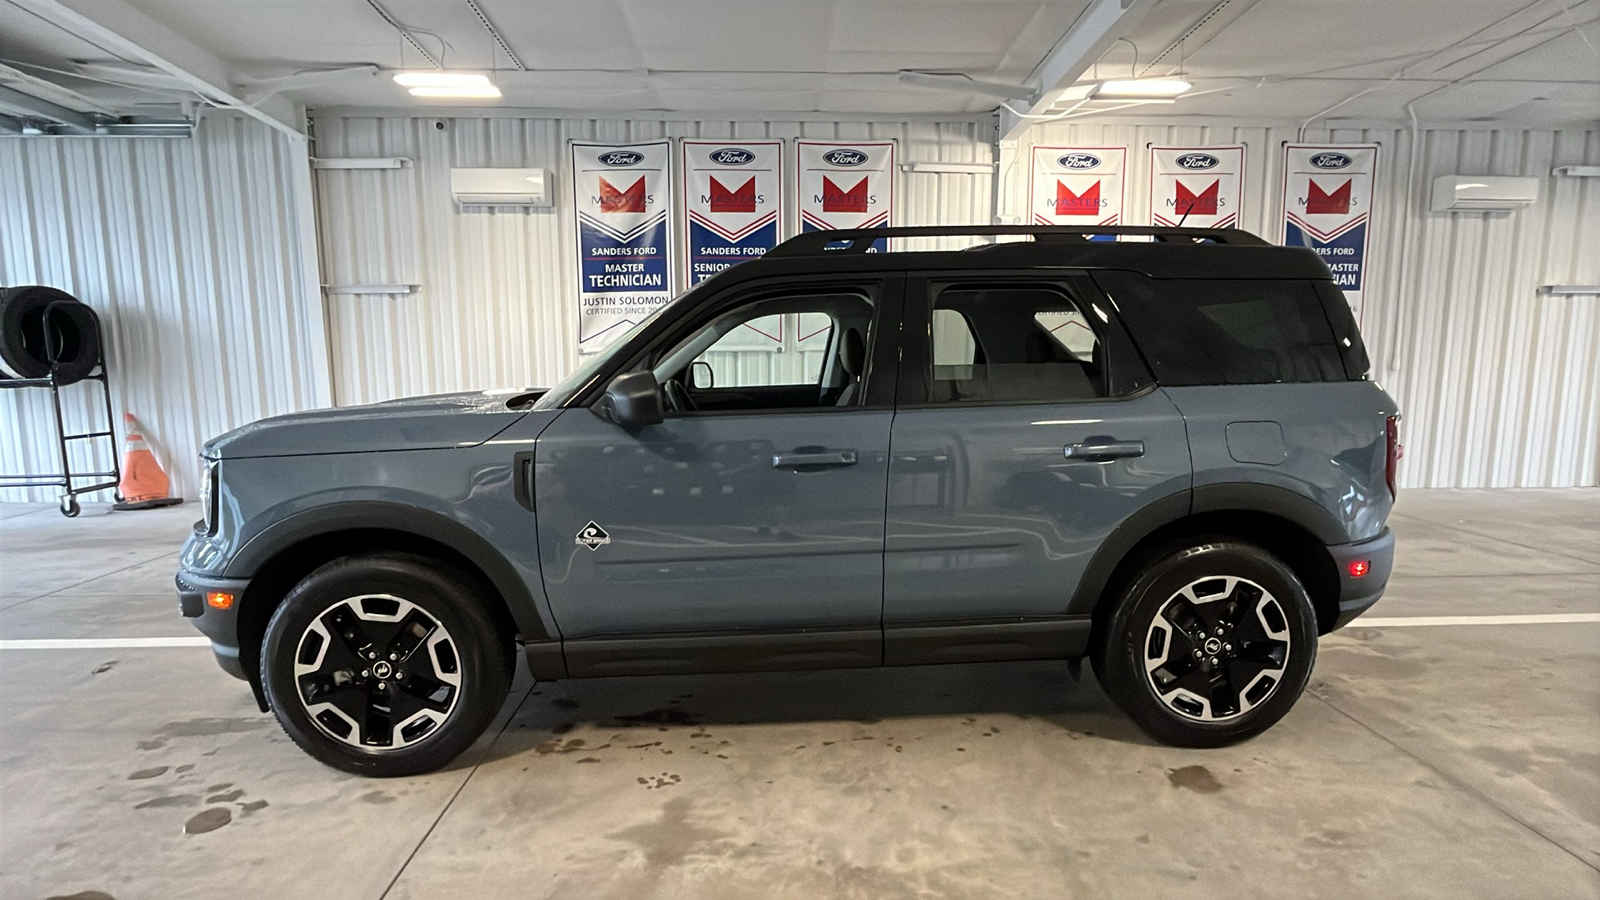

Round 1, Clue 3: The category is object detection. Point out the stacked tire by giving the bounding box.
[0,286,102,385]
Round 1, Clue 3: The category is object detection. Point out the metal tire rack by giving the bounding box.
[0,301,122,517]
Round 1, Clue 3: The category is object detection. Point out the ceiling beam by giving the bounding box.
[999,0,1163,140]
[0,61,120,116]
[9,0,303,136]
[0,83,97,132]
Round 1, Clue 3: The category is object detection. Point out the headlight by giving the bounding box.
[199,458,219,534]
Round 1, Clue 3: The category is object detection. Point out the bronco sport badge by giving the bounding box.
[576,521,611,550]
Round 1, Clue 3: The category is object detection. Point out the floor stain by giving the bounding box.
[552,722,576,734]
[606,796,728,867]
[92,660,118,675]
[535,738,608,756]
[174,764,194,773]
[206,789,245,803]
[552,698,580,709]
[44,892,115,900]
[183,807,232,835]
[205,783,233,793]
[1167,765,1223,793]
[238,800,268,815]
[135,740,165,751]
[127,766,168,780]
[637,773,682,789]
[155,717,269,738]
[615,708,701,727]
[135,794,200,809]
[359,790,395,804]
[575,756,602,764]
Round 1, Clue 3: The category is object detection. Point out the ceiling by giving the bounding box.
[0,0,1596,132]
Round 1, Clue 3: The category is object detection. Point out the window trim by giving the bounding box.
[897,272,1153,409]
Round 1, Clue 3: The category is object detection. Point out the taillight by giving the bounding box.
[1385,415,1403,498]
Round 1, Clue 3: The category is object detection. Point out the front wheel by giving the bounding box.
[1092,541,1318,747]
[261,553,511,776]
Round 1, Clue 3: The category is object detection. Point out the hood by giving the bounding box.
[204,388,545,459]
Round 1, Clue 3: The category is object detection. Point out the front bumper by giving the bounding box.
[1325,527,1395,631]
[176,568,251,680]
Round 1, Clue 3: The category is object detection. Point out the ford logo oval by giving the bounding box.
[1311,152,1352,169]
[1058,153,1101,169]
[822,149,868,167]
[1177,153,1219,170]
[709,148,755,166]
[598,151,645,167]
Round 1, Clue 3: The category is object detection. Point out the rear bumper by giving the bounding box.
[176,569,251,680]
[1325,527,1395,631]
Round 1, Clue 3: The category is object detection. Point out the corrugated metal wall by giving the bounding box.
[4,110,1592,497]
[1006,123,1599,488]
[0,114,326,501]
[309,115,993,406]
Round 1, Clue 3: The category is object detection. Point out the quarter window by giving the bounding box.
[1093,273,1347,385]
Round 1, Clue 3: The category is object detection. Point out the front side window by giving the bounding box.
[693,311,835,389]
[926,284,1106,404]
[651,288,877,413]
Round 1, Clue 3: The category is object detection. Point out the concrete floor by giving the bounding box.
[0,490,1596,900]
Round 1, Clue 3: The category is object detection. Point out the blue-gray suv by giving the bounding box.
[177,225,1399,776]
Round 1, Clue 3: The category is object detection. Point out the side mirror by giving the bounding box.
[690,360,715,390]
[594,371,665,427]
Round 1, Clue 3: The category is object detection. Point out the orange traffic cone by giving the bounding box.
[112,413,183,511]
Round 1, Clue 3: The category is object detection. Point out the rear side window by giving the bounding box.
[1094,272,1347,386]
[926,284,1106,403]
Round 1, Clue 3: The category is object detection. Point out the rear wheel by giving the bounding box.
[1092,541,1317,747]
[261,553,511,776]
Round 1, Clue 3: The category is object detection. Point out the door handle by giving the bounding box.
[773,450,858,469]
[1064,440,1144,462]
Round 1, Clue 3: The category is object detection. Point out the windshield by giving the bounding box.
[533,291,690,410]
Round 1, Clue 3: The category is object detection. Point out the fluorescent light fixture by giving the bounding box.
[1455,182,1488,190]
[393,72,490,88]
[1092,79,1191,100]
[408,85,502,98]
[392,72,501,98]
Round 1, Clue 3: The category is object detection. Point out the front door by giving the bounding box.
[534,276,902,672]
[883,274,1190,659]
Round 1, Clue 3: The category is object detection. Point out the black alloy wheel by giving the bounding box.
[1092,540,1318,747]
[262,553,511,776]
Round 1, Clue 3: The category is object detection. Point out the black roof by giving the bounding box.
[751,225,1333,281]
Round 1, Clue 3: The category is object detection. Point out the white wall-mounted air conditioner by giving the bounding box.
[1430,175,1539,212]
[450,168,552,208]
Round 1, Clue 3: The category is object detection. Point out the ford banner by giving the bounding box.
[1029,147,1126,239]
[681,140,784,286]
[1149,145,1246,229]
[571,141,675,353]
[797,140,896,252]
[1281,144,1379,324]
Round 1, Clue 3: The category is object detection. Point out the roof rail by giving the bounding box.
[763,225,1270,257]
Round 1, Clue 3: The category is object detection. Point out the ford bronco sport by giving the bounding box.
[177,225,1399,776]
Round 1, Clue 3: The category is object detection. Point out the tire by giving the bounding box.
[44,300,102,385]
[0,285,77,379]
[1092,540,1318,748]
[261,553,512,777]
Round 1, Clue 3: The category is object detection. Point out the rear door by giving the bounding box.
[882,272,1190,660]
